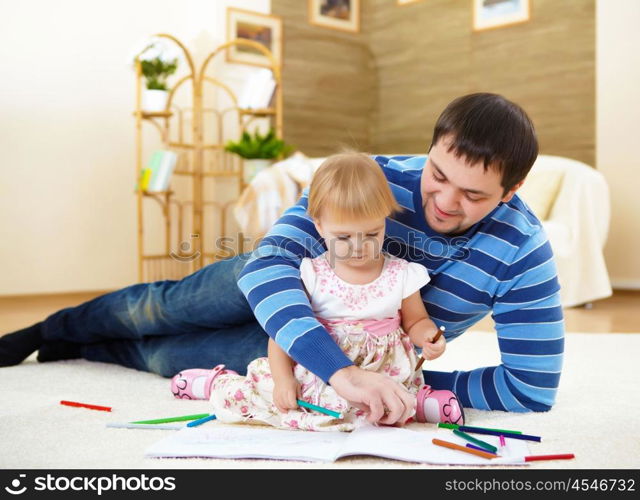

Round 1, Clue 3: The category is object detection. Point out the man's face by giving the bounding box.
[420,136,523,235]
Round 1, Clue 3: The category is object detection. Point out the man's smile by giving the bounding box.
[432,200,459,219]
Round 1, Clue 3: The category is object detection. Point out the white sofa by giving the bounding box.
[518,155,612,307]
[234,153,613,308]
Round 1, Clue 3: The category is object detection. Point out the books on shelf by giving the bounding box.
[137,168,153,191]
[137,150,177,192]
[238,68,276,110]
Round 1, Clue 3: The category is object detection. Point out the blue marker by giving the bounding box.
[186,414,217,427]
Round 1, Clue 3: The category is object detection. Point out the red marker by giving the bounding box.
[60,400,112,412]
[524,453,575,462]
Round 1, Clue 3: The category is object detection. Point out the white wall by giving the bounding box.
[596,0,640,288]
[0,0,269,295]
[2,0,639,295]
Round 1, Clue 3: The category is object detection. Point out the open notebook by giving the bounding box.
[145,423,531,465]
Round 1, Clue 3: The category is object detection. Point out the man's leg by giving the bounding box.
[1,253,256,366]
[42,253,254,342]
[80,321,269,377]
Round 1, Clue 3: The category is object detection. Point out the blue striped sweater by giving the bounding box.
[237,155,564,412]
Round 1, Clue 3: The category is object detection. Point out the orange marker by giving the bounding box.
[60,400,112,412]
[432,438,498,459]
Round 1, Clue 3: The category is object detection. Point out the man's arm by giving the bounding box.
[426,235,564,412]
[236,190,353,382]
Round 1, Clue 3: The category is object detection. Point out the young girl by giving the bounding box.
[171,153,464,431]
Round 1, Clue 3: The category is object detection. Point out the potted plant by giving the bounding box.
[225,129,294,184]
[133,37,179,112]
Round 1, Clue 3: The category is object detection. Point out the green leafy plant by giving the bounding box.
[225,129,294,159]
[140,58,178,90]
[132,37,180,91]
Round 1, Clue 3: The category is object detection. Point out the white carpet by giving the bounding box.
[1,332,639,469]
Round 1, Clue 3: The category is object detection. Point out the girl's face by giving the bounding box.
[314,211,387,268]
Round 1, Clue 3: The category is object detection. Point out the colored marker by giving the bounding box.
[296,399,342,419]
[107,422,184,430]
[438,422,523,435]
[131,413,210,425]
[60,400,112,412]
[453,429,498,453]
[466,443,498,456]
[459,426,541,442]
[186,414,217,427]
[438,422,457,430]
[432,438,497,460]
[524,454,575,462]
[499,434,506,448]
[415,326,445,371]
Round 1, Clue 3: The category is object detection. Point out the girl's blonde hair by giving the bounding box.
[307,152,402,223]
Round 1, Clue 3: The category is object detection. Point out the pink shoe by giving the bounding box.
[415,384,465,425]
[170,364,236,400]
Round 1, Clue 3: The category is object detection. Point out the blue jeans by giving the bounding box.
[41,253,268,377]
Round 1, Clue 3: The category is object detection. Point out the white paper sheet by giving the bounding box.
[144,423,530,465]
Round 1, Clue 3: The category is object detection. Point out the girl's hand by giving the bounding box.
[273,378,300,413]
[420,324,446,361]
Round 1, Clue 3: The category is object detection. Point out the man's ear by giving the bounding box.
[501,180,525,203]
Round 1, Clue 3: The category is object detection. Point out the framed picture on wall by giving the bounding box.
[308,0,360,33]
[227,8,283,67]
[473,0,530,32]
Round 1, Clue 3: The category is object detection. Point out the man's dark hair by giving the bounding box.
[429,93,539,195]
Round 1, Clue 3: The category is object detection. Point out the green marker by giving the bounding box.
[130,413,210,425]
[437,422,522,435]
[453,429,498,453]
[297,399,343,419]
[438,422,459,430]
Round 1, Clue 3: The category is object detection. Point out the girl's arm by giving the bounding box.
[268,338,296,383]
[401,291,445,361]
[268,338,299,412]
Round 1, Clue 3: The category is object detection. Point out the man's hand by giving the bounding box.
[272,378,300,413]
[329,366,416,425]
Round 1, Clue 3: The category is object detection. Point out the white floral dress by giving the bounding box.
[209,252,431,431]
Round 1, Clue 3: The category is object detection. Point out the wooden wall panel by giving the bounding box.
[273,0,595,165]
[271,0,376,157]
[368,0,595,165]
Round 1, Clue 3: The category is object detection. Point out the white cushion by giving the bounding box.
[518,169,565,221]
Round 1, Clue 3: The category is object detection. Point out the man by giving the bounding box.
[1,93,563,426]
